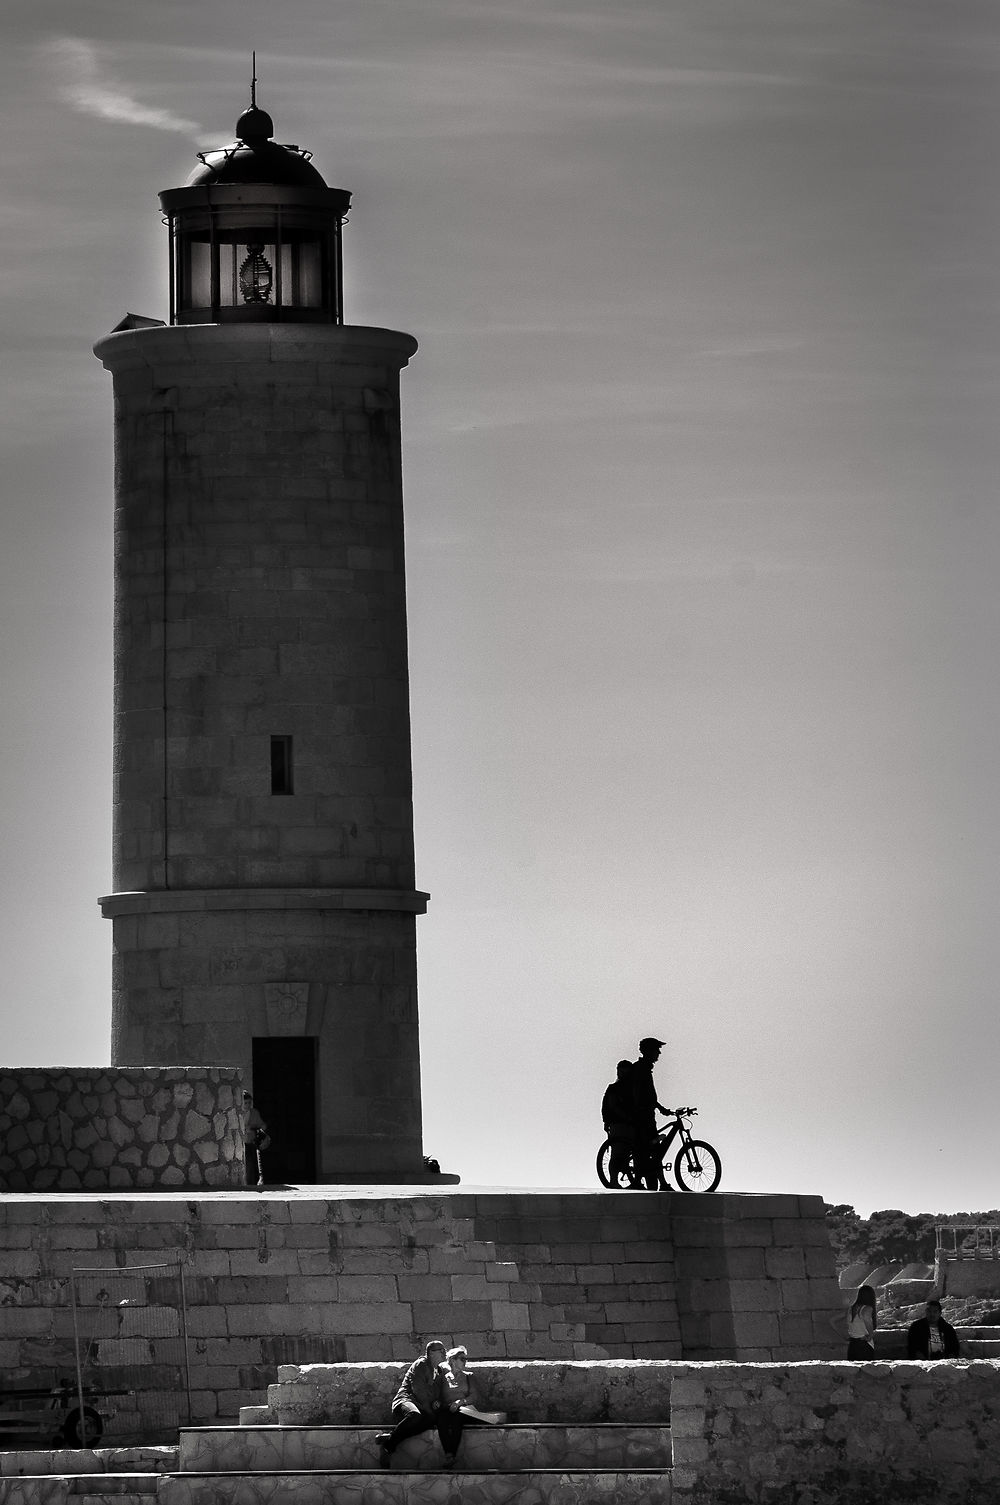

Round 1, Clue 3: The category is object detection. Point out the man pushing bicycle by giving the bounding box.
[629,1036,668,1189]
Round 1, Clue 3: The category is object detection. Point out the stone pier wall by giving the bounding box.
[0,1190,840,1427]
[0,1068,244,1192]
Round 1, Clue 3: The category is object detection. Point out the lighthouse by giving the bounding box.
[94,95,429,1183]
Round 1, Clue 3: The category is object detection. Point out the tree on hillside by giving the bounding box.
[825,1205,1000,1271]
[825,1205,862,1266]
[825,1206,935,1269]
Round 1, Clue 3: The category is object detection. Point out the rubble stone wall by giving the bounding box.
[670,1359,1000,1504]
[0,1068,244,1192]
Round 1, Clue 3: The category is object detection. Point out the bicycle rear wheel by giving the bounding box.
[61,1406,103,1447]
[672,1139,722,1193]
[597,1139,637,1189]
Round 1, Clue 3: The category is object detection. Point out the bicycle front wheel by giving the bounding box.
[597,1139,636,1189]
[673,1139,722,1193]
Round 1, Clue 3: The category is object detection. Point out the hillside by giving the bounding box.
[825,1204,1000,1326]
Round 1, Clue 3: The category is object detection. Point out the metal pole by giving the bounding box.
[69,1271,87,1449]
[179,1260,193,1426]
[167,215,176,325]
[335,221,344,324]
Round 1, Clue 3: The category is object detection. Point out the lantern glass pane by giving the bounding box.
[276,239,322,308]
[184,239,211,310]
[217,243,277,307]
[298,241,323,307]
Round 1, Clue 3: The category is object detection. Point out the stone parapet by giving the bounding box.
[0,1189,840,1431]
[268,1360,687,1426]
[0,1068,244,1192]
[669,1359,1000,1504]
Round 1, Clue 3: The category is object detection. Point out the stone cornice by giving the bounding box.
[93,323,418,373]
[99,888,430,918]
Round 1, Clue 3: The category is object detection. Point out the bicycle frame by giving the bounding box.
[651,1114,694,1162]
[649,1114,700,1186]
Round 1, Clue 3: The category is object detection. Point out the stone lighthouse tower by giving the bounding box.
[94,96,429,1183]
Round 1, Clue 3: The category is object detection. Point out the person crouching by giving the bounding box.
[376,1340,462,1469]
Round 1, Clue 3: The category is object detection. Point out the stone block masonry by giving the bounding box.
[94,323,429,1181]
[96,325,421,901]
[0,1189,840,1430]
[0,1068,243,1191]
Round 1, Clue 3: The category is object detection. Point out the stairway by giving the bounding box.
[0,1469,162,1505]
[0,1423,673,1505]
[160,1421,673,1503]
[950,1326,1000,1358]
[875,1325,1000,1359]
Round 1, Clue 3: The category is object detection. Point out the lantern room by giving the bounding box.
[159,102,351,325]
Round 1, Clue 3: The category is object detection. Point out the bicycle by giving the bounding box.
[597,1107,722,1192]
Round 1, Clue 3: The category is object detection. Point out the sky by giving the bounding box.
[1,0,999,1216]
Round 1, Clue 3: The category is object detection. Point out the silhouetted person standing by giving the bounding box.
[602,1060,635,1186]
[630,1036,667,1189]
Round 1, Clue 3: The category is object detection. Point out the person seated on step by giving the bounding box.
[376,1340,462,1469]
[907,1299,961,1360]
[444,1346,506,1428]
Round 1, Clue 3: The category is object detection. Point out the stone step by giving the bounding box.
[67,1486,158,1497]
[875,1329,1000,1358]
[1,1451,178,1481]
[0,1481,67,1505]
[0,1479,160,1505]
[70,1496,155,1505]
[159,1470,672,1505]
[960,1340,1000,1357]
[236,1409,270,1428]
[179,1424,672,1474]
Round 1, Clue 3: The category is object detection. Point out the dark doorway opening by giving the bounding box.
[251,1036,318,1184]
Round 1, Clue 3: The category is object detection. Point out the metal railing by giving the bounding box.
[936,1226,1000,1261]
[69,1261,192,1445]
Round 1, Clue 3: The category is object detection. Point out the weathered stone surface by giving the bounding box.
[179,1422,673,1473]
[670,1360,1000,1503]
[0,1189,840,1433]
[0,1068,243,1191]
[270,1360,681,1426]
[95,325,427,1182]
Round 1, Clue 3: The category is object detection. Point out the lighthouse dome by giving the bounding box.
[160,100,351,325]
[185,107,328,188]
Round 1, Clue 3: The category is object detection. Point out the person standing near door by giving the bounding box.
[241,1091,270,1188]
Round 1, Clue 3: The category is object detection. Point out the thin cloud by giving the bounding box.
[46,37,199,134]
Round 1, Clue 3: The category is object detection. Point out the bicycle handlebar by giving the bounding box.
[659,1106,697,1119]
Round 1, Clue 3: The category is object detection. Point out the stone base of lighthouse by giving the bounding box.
[101,888,427,1183]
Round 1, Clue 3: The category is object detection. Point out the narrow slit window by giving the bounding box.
[270,735,294,795]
